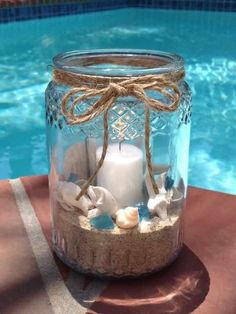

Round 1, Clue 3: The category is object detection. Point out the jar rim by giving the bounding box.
[53,49,184,77]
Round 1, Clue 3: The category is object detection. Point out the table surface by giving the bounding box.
[0,175,236,314]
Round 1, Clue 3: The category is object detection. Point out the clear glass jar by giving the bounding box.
[45,50,191,278]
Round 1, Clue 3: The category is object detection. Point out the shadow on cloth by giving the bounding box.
[86,245,210,314]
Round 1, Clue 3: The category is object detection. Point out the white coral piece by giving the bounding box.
[148,194,169,220]
[145,172,173,220]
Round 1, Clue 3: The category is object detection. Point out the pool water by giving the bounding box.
[0,8,236,194]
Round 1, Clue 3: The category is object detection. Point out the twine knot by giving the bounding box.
[53,68,185,201]
[109,82,128,97]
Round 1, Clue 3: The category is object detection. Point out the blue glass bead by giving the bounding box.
[137,203,151,221]
[165,176,174,191]
[90,214,114,231]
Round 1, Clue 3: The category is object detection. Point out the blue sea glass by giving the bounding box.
[137,203,151,221]
[165,176,174,191]
[90,214,115,230]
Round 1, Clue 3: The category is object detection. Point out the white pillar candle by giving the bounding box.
[96,143,143,207]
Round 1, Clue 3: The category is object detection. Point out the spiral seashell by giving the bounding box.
[116,207,139,229]
[56,181,93,216]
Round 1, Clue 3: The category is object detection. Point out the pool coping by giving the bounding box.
[0,0,236,24]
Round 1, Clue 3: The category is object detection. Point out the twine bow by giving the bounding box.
[53,69,184,200]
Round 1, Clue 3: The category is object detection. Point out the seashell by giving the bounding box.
[57,181,93,216]
[152,164,170,174]
[87,208,103,219]
[145,171,174,220]
[116,207,139,229]
[75,179,87,188]
[63,143,88,181]
[56,196,75,212]
[87,186,118,218]
[145,171,167,198]
[63,139,97,182]
[55,184,75,212]
[148,194,170,220]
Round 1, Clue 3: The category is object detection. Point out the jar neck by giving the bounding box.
[52,49,184,78]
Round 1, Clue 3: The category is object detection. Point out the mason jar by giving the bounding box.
[45,49,192,278]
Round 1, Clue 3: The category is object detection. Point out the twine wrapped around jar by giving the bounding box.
[53,64,185,201]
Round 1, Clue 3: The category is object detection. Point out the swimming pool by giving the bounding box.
[0,8,236,194]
